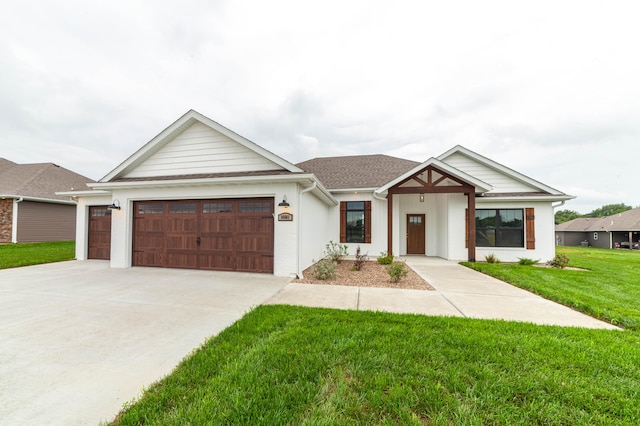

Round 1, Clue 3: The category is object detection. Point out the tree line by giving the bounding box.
[555,203,634,224]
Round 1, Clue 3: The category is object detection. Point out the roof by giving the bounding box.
[0,158,94,202]
[296,154,420,190]
[556,208,640,232]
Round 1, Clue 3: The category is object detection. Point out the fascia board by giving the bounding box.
[56,190,111,198]
[376,158,493,194]
[476,194,576,203]
[1,194,77,205]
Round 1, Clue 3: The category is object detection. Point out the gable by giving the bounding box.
[102,110,302,182]
[441,150,546,194]
[124,121,287,179]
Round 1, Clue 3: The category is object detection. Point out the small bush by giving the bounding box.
[352,246,368,271]
[518,257,539,266]
[548,254,570,269]
[377,251,394,265]
[325,240,348,264]
[387,261,409,283]
[485,254,500,264]
[311,258,337,280]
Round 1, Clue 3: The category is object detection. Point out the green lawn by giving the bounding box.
[463,246,640,330]
[111,305,639,425]
[0,241,75,269]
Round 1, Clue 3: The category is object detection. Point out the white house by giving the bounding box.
[61,110,574,277]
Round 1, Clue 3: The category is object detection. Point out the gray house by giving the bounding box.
[555,208,640,249]
[0,158,94,243]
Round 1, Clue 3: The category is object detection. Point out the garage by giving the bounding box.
[87,206,112,260]
[132,198,274,273]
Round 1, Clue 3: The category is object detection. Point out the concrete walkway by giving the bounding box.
[265,256,619,330]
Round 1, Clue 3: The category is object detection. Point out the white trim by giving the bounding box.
[438,145,567,196]
[477,195,575,202]
[101,110,303,182]
[1,194,76,205]
[11,197,22,243]
[375,157,493,194]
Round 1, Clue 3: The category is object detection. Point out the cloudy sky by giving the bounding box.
[1,1,638,213]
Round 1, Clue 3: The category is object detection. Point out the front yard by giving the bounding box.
[464,246,640,330]
[110,247,640,425]
[0,241,75,269]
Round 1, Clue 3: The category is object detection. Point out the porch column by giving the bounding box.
[467,191,476,262]
[387,193,393,255]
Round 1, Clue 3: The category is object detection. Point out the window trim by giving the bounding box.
[340,201,371,244]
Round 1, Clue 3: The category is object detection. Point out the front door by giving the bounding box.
[407,214,425,254]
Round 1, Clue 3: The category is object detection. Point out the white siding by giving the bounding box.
[442,152,535,193]
[125,122,285,178]
[299,189,331,275]
[473,201,556,263]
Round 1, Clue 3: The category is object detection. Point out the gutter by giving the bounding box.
[12,197,23,243]
[297,182,317,279]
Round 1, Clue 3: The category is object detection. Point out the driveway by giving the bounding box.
[0,261,290,426]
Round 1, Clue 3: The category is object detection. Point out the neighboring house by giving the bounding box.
[0,158,94,243]
[555,208,640,249]
[61,110,574,276]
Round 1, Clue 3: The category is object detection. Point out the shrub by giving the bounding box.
[311,258,337,280]
[377,251,394,265]
[485,254,500,264]
[518,257,539,266]
[352,246,368,271]
[387,261,409,283]
[548,254,570,269]
[325,240,348,264]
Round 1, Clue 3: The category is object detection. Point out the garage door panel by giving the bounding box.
[133,198,274,273]
[88,206,112,260]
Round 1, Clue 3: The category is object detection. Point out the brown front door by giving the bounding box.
[407,214,425,254]
[133,198,274,273]
[88,206,112,260]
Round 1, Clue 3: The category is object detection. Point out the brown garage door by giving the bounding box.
[88,206,112,260]
[133,198,274,273]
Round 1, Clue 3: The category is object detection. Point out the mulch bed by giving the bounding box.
[293,260,435,291]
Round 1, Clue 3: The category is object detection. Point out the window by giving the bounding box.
[137,204,164,214]
[239,201,271,213]
[169,203,196,214]
[203,202,232,213]
[340,201,371,243]
[91,207,111,217]
[476,209,524,247]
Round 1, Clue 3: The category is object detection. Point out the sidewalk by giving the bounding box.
[264,257,619,330]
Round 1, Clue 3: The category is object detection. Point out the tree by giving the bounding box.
[584,203,632,218]
[555,209,581,224]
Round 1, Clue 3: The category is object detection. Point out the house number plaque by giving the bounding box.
[278,212,293,221]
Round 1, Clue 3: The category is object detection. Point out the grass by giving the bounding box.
[463,246,640,330]
[111,305,640,425]
[0,241,75,269]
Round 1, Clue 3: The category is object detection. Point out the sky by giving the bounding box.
[1,0,638,214]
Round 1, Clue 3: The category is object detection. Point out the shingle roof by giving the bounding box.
[296,154,420,190]
[556,208,640,232]
[0,158,94,201]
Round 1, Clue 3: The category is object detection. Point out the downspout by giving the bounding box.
[297,182,317,279]
[12,197,23,243]
[552,201,565,247]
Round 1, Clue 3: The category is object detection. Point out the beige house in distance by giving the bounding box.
[0,158,93,243]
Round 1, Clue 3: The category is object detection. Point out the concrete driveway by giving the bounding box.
[0,261,290,426]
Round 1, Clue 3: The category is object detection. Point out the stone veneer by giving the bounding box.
[0,199,13,243]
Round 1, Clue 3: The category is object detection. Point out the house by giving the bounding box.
[555,208,640,249]
[0,158,94,243]
[61,110,574,276]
